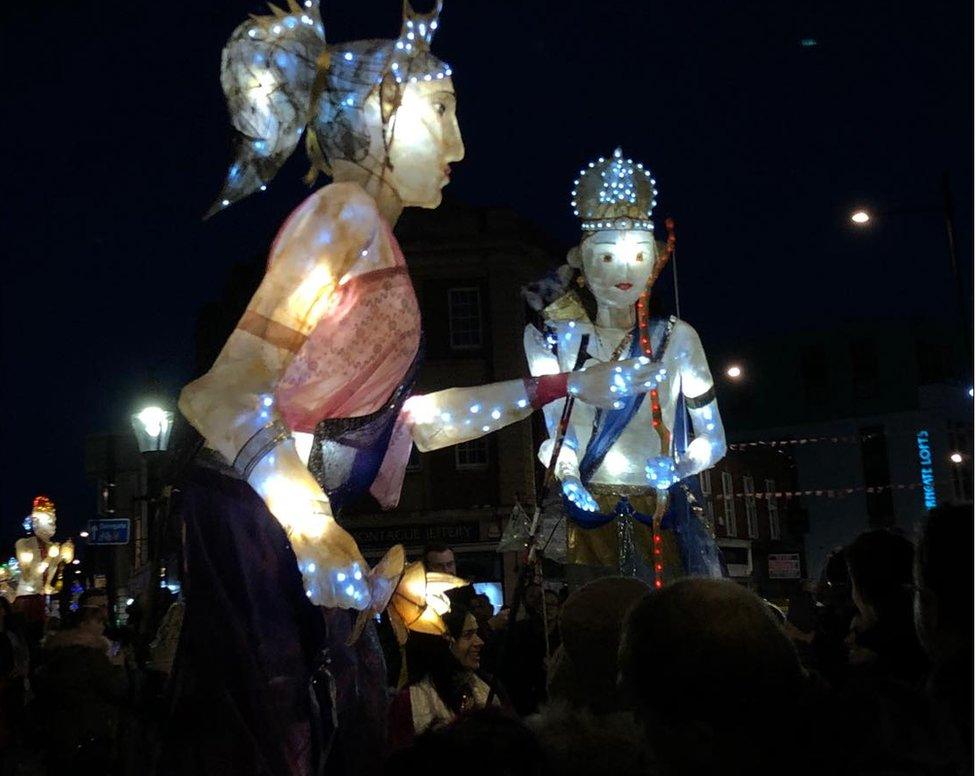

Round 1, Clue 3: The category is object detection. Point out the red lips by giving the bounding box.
[616,282,633,291]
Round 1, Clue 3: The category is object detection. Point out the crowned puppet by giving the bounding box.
[524,149,727,587]
[13,496,74,599]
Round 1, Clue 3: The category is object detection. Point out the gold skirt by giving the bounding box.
[566,485,683,584]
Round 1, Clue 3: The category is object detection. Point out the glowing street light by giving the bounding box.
[79,530,89,539]
[949,452,963,464]
[131,405,174,453]
[846,174,970,385]
[726,365,743,379]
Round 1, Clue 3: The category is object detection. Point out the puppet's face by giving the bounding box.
[577,229,657,309]
[364,78,464,208]
[31,510,56,542]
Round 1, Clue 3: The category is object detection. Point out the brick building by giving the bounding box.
[699,447,808,600]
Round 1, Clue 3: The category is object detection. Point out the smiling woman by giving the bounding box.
[388,604,498,749]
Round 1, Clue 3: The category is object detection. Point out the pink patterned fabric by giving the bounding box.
[369,412,413,508]
[275,220,421,438]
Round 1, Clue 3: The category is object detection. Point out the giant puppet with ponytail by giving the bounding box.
[523,148,728,588]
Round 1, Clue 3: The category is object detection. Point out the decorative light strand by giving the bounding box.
[710,479,954,500]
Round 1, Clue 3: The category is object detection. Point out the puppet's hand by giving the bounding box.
[645,456,679,491]
[249,443,370,609]
[568,358,662,408]
[562,475,599,512]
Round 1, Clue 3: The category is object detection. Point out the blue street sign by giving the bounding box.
[87,518,131,546]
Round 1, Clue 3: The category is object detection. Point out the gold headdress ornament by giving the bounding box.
[31,495,55,515]
[571,147,659,233]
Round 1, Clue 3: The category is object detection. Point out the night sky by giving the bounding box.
[3,0,971,553]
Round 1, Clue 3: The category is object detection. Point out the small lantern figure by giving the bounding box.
[387,560,468,644]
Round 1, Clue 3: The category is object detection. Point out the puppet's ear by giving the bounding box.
[567,245,583,269]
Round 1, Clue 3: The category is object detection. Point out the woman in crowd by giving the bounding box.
[388,605,497,748]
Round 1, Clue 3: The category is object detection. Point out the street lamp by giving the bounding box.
[130,389,175,639]
[949,452,963,464]
[848,173,971,383]
[726,365,743,380]
[131,405,174,453]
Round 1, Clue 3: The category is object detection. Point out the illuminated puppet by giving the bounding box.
[182,4,659,614]
[13,496,74,598]
[524,149,727,587]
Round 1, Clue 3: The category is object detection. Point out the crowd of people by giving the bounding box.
[1,503,971,775]
[0,587,182,774]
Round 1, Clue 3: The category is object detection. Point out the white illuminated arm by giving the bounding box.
[405,379,534,452]
[524,325,580,480]
[403,326,660,457]
[178,183,382,610]
[674,322,727,478]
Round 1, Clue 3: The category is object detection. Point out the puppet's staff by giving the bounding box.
[486,365,580,706]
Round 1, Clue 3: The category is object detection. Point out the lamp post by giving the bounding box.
[131,395,173,627]
[131,399,173,566]
[849,172,972,384]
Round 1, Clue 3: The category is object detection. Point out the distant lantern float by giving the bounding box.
[726,365,743,379]
[851,210,871,224]
[12,496,74,599]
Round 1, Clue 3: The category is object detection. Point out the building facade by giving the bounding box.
[699,447,808,601]
[712,318,973,580]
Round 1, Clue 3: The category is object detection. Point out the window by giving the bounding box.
[721,471,737,537]
[699,470,715,529]
[915,339,952,384]
[850,338,880,400]
[699,469,712,496]
[703,499,715,528]
[743,476,759,539]
[766,478,781,540]
[801,344,829,407]
[455,438,489,470]
[860,425,894,527]
[448,287,483,350]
